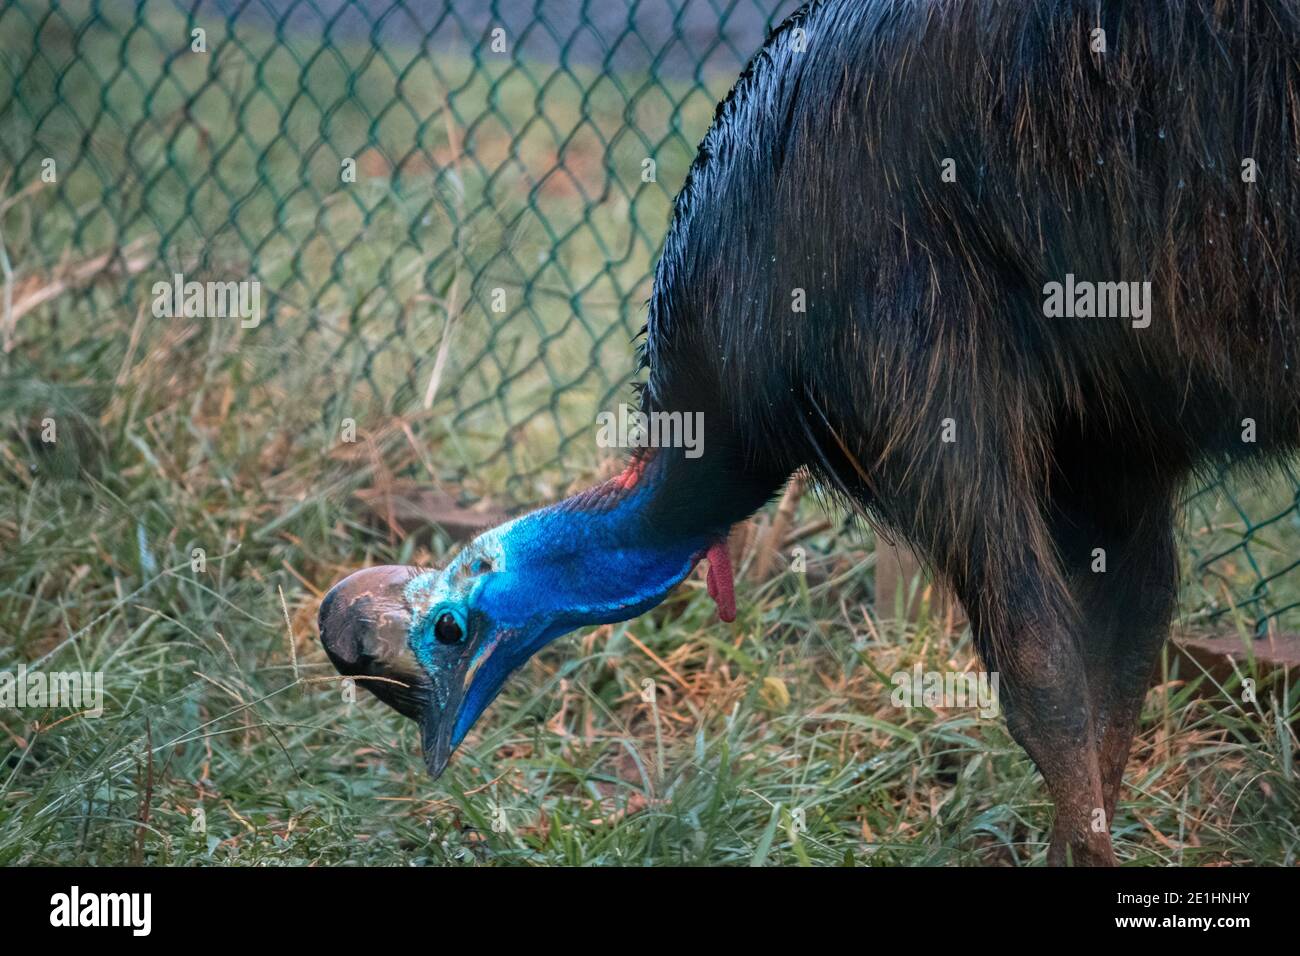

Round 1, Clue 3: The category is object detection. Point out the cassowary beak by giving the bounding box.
[318,565,460,778]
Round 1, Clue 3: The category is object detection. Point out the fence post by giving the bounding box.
[874,538,962,628]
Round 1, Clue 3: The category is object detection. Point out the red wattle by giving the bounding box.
[612,455,648,490]
[705,541,736,623]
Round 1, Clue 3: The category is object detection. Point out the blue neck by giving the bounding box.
[446,446,784,746]
[476,467,714,648]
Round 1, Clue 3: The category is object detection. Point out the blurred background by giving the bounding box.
[0,0,1296,865]
[0,0,801,503]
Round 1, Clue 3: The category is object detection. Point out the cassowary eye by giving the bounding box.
[434,612,464,645]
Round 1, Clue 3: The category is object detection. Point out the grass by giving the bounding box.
[1,0,1298,866]
[1,444,1297,865]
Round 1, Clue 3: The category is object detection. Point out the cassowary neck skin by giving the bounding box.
[402,449,746,777]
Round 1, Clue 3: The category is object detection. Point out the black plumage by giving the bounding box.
[635,0,1300,863]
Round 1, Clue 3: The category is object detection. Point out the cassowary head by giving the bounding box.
[319,469,732,779]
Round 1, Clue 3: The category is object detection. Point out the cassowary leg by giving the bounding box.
[995,618,1114,866]
[1052,494,1179,827]
[948,538,1114,866]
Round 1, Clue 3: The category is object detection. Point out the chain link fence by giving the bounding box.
[1,0,1296,635]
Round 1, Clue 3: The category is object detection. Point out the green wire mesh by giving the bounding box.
[1,0,1297,635]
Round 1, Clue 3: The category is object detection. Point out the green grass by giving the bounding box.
[1,435,1297,865]
[1,0,1299,866]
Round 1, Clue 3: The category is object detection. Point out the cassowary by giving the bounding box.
[319,0,1300,865]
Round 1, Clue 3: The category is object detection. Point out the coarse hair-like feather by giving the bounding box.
[637,0,1300,666]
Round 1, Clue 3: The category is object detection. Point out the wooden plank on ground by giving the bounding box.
[353,482,508,541]
[1170,631,1300,685]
